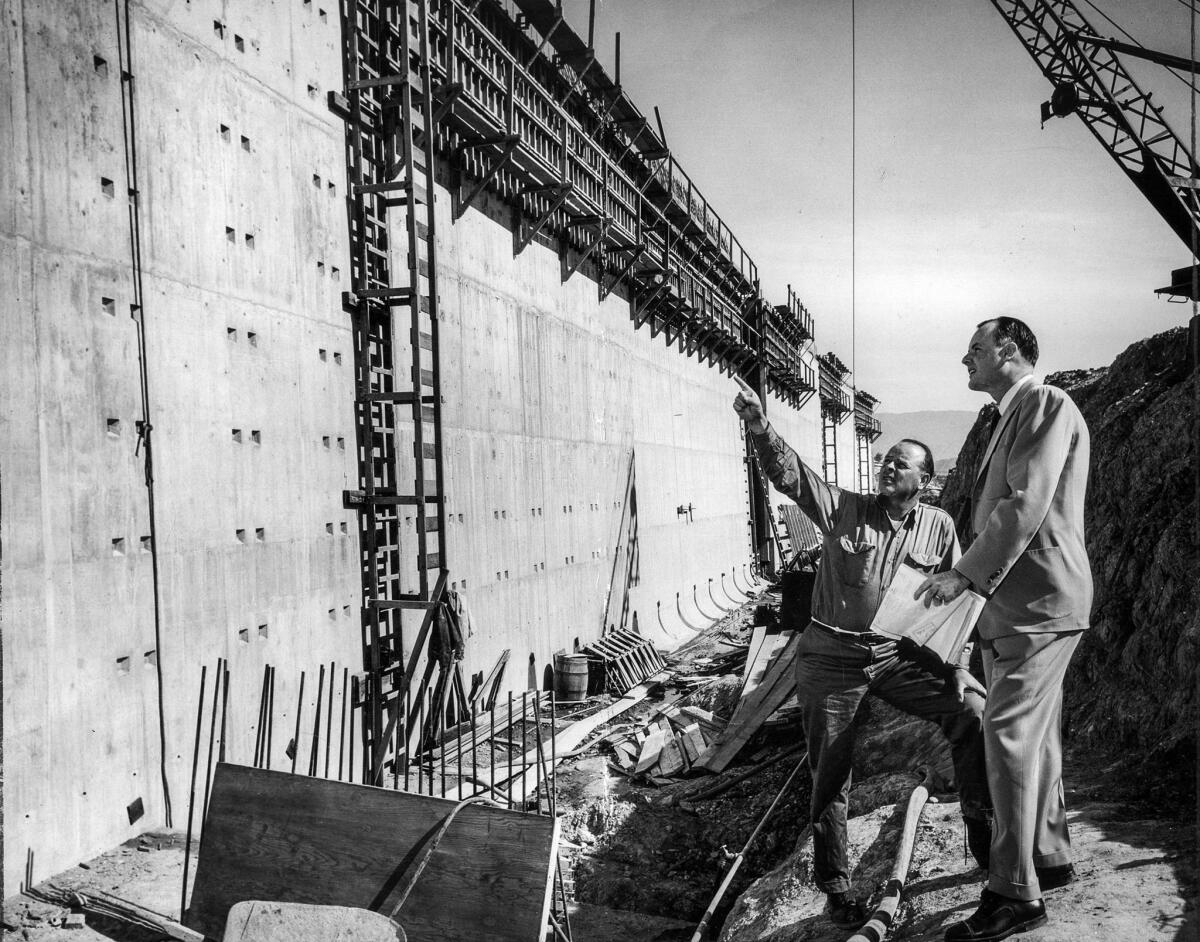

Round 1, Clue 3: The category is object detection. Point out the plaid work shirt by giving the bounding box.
[753,424,961,634]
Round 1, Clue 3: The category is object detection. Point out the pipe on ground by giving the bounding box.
[844,770,933,942]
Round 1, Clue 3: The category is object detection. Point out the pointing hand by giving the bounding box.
[733,376,767,432]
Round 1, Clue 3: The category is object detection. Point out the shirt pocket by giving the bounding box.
[905,549,941,574]
[834,537,877,587]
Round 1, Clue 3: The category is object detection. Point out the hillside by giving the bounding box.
[875,410,980,472]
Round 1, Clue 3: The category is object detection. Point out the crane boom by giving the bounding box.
[989,0,1200,255]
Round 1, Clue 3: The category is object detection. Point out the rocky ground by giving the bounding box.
[5,594,1198,942]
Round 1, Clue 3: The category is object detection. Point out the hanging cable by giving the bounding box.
[851,0,857,396]
[115,0,173,827]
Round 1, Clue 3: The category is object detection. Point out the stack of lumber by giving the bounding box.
[583,629,665,693]
[603,704,723,783]
[690,629,801,774]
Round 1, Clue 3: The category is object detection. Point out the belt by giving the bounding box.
[810,618,889,644]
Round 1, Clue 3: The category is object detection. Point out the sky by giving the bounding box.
[557,0,1198,411]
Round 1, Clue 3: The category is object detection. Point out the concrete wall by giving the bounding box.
[0,0,841,897]
[2,0,359,896]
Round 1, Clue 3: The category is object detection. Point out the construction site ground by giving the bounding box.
[5,594,1197,942]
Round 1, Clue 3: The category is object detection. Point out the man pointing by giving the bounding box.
[733,374,991,929]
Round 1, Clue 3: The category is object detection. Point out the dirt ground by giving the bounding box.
[5,597,1198,942]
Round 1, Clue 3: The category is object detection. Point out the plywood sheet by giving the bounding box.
[186,764,557,942]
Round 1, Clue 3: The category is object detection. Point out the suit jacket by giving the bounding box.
[956,381,1092,639]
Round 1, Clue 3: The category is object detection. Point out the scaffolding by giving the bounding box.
[854,389,881,494]
[818,353,851,486]
[331,0,823,782]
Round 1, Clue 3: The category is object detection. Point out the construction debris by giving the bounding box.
[583,629,666,694]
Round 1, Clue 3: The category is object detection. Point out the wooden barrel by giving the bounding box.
[554,654,590,702]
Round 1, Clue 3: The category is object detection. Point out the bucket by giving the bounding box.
[555,654,590,702]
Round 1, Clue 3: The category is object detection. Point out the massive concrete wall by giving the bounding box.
[1,0,360,896]
[431,191,826,679]
[1,0,846,897]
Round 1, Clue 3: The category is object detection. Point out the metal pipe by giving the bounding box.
[689,749,809,942]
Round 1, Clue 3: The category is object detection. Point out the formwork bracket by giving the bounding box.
[515,182,573,255]
[455,135,521,220]
[563,216,611,282]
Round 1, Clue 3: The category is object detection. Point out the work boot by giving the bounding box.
[827,892,867,929]
[964,814,992,870]
[944,888,1047,941]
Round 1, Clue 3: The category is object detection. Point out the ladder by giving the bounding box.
[821,408,838,486]
[856,431,873,494]
[335,0,449,784]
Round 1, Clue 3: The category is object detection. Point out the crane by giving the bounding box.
[988,0,1200,299]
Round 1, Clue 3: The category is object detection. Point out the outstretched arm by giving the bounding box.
[733,376,841,534]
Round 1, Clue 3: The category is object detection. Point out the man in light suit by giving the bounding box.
[916,317,1091,942]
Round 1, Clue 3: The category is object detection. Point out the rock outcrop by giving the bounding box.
[940,327,1198,778]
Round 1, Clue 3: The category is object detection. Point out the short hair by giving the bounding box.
[898,439,935,478]
[978,316,1039,366]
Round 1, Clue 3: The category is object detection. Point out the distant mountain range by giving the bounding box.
[874,410,982,473]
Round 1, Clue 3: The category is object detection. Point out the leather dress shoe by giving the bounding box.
[944,888,1047,941]
[1036,862,1074,891]
[828,892,867,929]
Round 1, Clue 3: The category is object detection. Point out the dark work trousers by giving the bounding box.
[796,622,990,895]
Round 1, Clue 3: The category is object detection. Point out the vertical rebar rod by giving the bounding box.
[291,671,306,775]
[419,690,427,794]
[532,691,544,814]
[456,694,463,795]
[403,681,411,791]
[324,660,335,778]
[180,665,207,921]
[549,691,557,819]
[507,692,513,810]
[349,675,358,784]
[200,659,223,829]
[265,666,275,771]
[338,667,349,781]
[393,701,400,791]
[218,663,230,764]
[489,700,496,803]
[470,700,478,798]
[437,687,444,796]
[521,690,529,810]
[310,664,325,776]
[254,664,270,768]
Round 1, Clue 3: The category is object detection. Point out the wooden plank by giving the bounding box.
[656,724,686,777]
[692,633,803,774]
[186,764,557,942]
[740,626,767,693]
[222,901,401,942]
[634,725,667,774]
[679,723,706,764]
[739,630,788,702]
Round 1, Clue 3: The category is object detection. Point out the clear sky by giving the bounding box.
[558,0,1197,411]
